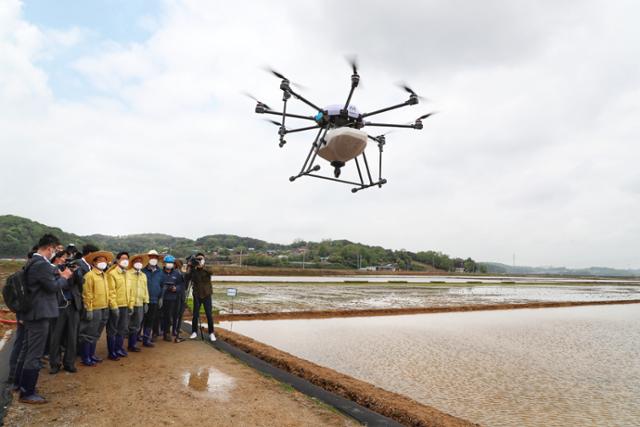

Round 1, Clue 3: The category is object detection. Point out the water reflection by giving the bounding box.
[212,283,640,314]
[182,367,235,399]
[220,304,640,426]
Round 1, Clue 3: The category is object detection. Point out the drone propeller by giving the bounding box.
[397,82,428,101]
[264,119,284,127]
[243,92,271,110]
[416,112,436,120]
[346,55,359,75]
[265,67,306,89]
[269,68,287,80]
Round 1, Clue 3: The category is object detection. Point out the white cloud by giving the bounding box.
[1,0,640,268]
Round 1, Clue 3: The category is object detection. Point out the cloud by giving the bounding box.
[1,0,640,268]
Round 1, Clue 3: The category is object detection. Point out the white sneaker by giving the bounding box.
[189,332,197,339]
[210,332,217,342]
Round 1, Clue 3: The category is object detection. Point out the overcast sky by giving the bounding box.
[1,0,639,268]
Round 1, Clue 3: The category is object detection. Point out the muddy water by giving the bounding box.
[211,283,640,314]
[182,367,236,400]
[220,304,640,426]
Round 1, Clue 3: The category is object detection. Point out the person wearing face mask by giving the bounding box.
[79,251,116,366]
[106,252,134,360]
[48,250,82,374]
[185,253,216,341]
[14,234,72,404]
[127,254,149,352]
[142,250,163,345]
[158,255,185,342]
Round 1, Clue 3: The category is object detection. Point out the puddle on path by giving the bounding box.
[182,367,236,399]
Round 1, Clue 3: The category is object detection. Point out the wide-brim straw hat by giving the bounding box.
[130,253,149,268]
[85,251,114,266]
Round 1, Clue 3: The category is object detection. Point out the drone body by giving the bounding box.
[250,61,435,193]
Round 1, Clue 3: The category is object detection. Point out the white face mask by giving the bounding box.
[148,259,158,267]
[119,259,129,268]
[165,263,174,270]
[49,247,58,261]
[199,259,205,266]
[96,262,108,271]
[133,262,143,270]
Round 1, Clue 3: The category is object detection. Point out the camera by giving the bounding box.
[186,255,200,268]
[58,259,81,272]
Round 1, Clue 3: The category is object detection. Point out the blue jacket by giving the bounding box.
[158,268,185,301]
[143,265,164,303]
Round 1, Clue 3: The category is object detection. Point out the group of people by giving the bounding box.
[8,233,217,404]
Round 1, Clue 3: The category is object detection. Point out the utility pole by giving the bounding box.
[239,248,243,268]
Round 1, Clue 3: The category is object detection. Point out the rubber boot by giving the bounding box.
[128,334,141,352]
[115,336,128,357]
[81,343,95,367]
[90,343,103,363]
[18,369,47,404]
[143,328,155,347]
[107,336,120,361]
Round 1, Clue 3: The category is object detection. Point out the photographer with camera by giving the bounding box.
[48,250,82,374]
[185,253,216,342]
[14,234,73,404]
[158,255,185,341]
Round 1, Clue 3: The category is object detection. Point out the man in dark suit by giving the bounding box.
[48,250,83,374]
[15,234,72,404]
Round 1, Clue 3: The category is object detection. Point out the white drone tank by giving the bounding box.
[317,127,368,164]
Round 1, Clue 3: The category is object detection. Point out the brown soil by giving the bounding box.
[216,328,478,427]
[3,337,358,427]
[215,299,640,322]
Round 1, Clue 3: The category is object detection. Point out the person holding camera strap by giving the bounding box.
[185,253,216,342]
[48,250,82,374]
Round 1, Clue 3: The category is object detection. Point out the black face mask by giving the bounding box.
[57,264,67,272]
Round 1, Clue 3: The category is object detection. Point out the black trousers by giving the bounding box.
[143,303,160,335]
[161,299,178,335]
[192,294,214,333]
[49,304,79,368]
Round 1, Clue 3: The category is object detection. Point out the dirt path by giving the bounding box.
[3,337,357,427]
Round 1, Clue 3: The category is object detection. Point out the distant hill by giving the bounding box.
[0,215,479,272]
[480,262,640,278]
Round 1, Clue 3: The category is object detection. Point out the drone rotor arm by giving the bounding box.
[262,110,318,121]
[360,99,416,119]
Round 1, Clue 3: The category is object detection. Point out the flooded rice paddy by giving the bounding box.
[210,281,640,314]
[220,304,640,426]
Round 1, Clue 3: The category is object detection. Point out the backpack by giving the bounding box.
[2,261,34,313]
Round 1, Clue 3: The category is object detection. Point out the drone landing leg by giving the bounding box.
[354,157,365,186]
[361,151,374,185]
[290,128,325,182]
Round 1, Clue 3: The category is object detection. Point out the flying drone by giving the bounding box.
[248,59,435,193]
